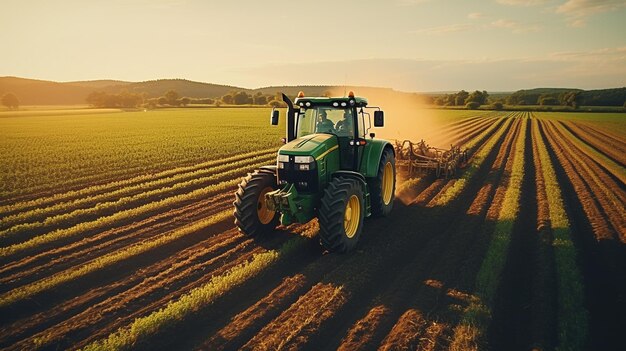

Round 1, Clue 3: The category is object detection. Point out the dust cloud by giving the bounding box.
[325,87,442,144]
[326,86,447,202]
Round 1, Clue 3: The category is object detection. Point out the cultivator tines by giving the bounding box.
[394,139,468,178]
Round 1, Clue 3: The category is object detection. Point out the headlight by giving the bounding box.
[294,156,314,164]
[277,154,289,162]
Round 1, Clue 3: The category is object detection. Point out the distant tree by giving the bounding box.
[86,91,107,107]
[214,100,222,107]
[180,97,191,106]
[221,93,233,104]
[118,90,142,108]
[145,98,159,109]
[233,91,251,105]
[538,95,559,106]
[254,95,267,105]
[2,93,19,109]
[455,90,469,106]
[559,91,583,109]
[623,101,626,109]
[492,102,503,110]
[465,90,489,106]
[164,90,179,105]
[2,93,20,109]
[157,96,168,106]
[466,101,480,110]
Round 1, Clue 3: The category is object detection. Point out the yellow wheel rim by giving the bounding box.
[344,195,361,238]
[382,161,394,205]
[257,187,275,225]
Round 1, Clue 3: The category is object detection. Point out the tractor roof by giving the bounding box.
[294,96,368,108]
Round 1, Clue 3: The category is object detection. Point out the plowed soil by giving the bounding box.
[1,111,623,351]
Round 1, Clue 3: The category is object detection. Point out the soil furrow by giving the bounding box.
[2,231,255,348]
[0,193,232,290]
[539,119,625,351]
[363,116,522,351]
[0,155,274,244]
[562,121,626,167]
[545,120,625,239]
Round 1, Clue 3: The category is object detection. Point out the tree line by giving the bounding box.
[433,90,492,109]
[85,90,286,108]
[506,88,626,107]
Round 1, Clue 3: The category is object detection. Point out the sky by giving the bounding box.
[1,0,625,92]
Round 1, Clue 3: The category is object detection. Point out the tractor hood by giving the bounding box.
[279,133,338,158]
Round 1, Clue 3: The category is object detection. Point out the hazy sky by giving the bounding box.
[1,0,625,91]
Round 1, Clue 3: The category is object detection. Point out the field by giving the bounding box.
[0,108,623,351]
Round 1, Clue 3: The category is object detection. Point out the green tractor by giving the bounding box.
[234,91,396,252]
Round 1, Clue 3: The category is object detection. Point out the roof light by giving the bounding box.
[348,91,355,98]
[305,102,311,107]
[333,102,339,107]
[341,102,347,107]
[298,91,305,98]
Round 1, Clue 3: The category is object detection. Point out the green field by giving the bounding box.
[0,107,488,201]
[0,108,284,200]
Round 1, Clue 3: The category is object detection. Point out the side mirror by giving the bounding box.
[374,110,384,127]
[270,109,279,125]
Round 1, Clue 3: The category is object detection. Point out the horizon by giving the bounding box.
[4,75,624,95]
[2,0,625,91]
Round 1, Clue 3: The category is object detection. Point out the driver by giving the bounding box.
[335,110,354,135]
[316,110,335,133]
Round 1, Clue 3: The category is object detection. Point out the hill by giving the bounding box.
[66,80,132,88]
[0,77,93,105]
[0,77,249,105]
[100,79,249,99]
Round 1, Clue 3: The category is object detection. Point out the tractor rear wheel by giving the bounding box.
[234,170,279,236]
[319,177,365,253]
[370,147,396,217]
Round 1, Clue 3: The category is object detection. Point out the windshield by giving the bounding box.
[296,107,355,138]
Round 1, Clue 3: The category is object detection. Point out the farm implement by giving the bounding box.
[394,139,467,178]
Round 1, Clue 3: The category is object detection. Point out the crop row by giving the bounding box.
[432,114,516,206]
[551,120,625,185]
[0,193,232,293]
[0,147,277,218]
[532,117,588,350]
[0,175,243,258]
[544,120,624,240]
[450,115,527,350]
[81,238,306,351]
[0,152,275,237]
[0,209,232,308]
[562,122,625,167]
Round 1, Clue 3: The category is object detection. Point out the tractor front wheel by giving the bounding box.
[319,177,365,253]
[234,170,279,236]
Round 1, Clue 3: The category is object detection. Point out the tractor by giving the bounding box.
[233,91,395,252]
